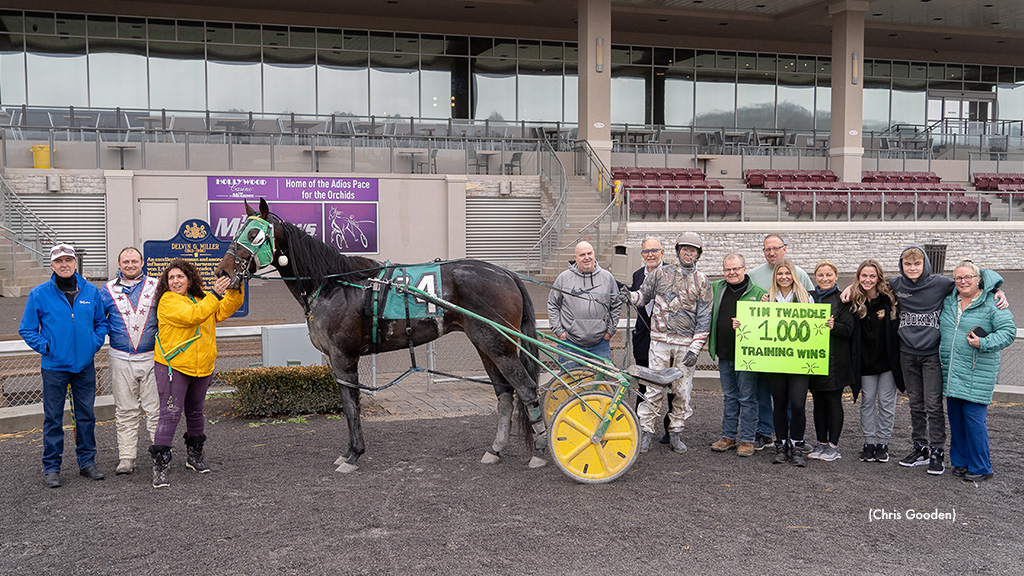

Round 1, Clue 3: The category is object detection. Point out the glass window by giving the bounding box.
[541,42,562,61]
[675,49,695,68]
[564,43,578,63]
[118,17,146,40]
[777,74,814,130]
[472,57,515,121]
[610,45,630,65]
[344,30,368,51]
[234,24,261,46]
[148,19,175,42]
[517,40,539,61]
[291,27,315,48]
[208,45,262,112]
[492,38,516,59]
[564,64,577,123]
[420,34,444,55]
[26,36,87,107]
[862,80,890,132]
[695,71,735,126]
[0,10,23,34]
[664,72,694,126]
[421,54,456,120]
[149,42,206,111]
[263,26,288,47]
[368,31,394,53]
[87,15,116,38]
[317,50,368,117]
[24,12,55,36]
[737,52,756,71]
[817,57,831,76]
[757,54,776,72]
[963,65,980,82]
[317,28,343,51]
[263,48,315,114]
[446,36,468,56]
[890,79,926,127]
[88,40,148,109]
[631,46,651,65]
[206,22,233,44]
[0,35,27,105]
[370,53,418,118]
[796,55,815,74]
[518,60,561,121]
[777,55,796,73]
[54,13,86,37]
[996,84,1024,127]
[611,66,648,125]
[717,51,736,70]
[891,61,909,78]
[815,80,831,131]
[927,63,945,80]
[653,47,672,66]
[177,21,204,42]
[470,37,491,57]
[736,72,775,128]
[395,33,418,54]
[694,50,714,69]
[910,62,928,79]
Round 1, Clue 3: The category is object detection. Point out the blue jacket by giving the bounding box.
[19,273,108,372]
[100,274,158,355]
[939,269,1015,405]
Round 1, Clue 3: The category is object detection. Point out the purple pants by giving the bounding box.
[154,363,212,446]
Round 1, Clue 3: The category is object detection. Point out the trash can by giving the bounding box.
[924,244,947,274]
[30,144,50,169]
[610,244,629,279]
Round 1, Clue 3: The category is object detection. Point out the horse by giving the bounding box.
[216,198,548,473]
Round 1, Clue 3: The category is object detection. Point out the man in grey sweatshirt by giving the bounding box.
[547,241,622,367]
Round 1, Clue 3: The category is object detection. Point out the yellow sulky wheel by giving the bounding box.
[548,389,639,484]
[541,368,613,423]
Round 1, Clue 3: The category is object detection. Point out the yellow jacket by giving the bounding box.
[155,288,244,377]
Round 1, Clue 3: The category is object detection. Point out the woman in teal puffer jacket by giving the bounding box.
[938,260,1015,483]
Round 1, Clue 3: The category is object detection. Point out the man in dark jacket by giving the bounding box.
[20,243,108,488]
[629,237,671,441]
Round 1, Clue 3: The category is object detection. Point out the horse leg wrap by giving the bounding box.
[527,404,546,437]
[527,403,549,467]
[481,392,514,464]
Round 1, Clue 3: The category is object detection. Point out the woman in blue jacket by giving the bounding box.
[939,260,1015,483]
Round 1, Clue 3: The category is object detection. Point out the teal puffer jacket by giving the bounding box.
[938,269,1016,405]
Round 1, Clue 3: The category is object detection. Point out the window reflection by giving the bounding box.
[370,53,418,118]
[862,81,890,132]
[518,61,561,121]
[150,42,206,111]
[89,40,148,109]
[318,50,368,117]
[664,74,694,126]
[777,74,814,130]
[890,80,925,128]
[695,72,735,127]
[611,66,647,125]
[736,72,775,128]
[421,55,455,120]
[0,33,26,105]
[263,47,314,114]
[208,45,261,112]
[26,36,87,107]
[473,58,515,121]
[564,68,577,123]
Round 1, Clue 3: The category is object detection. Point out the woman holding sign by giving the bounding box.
[939,260,1014,483]
[807,261,855,463]
[763,259,814,466]
[149,259,244,488]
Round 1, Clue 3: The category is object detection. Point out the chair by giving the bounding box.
[469,149,488,174]
[503,151,523,175]
[417,148,439,174]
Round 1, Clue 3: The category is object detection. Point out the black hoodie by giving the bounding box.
[889,245,953,356]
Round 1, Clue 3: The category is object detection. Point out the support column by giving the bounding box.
[577,0,612,169]
[104,170,135,274]
[828,0,869,182]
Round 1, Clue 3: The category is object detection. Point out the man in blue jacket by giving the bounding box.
[20,243,108,488]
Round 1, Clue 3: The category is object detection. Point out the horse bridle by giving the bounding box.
[224,215,277,288]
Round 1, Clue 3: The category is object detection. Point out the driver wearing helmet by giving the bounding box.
[621,232,712,455]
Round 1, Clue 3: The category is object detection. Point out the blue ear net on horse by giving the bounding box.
[233,215,276,267]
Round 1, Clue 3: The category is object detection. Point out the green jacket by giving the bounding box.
[939,269,1015,405]
[709,277,766,359]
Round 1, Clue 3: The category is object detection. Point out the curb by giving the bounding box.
[0,395,115,435]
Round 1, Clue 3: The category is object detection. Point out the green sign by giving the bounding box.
[734,301,832,375]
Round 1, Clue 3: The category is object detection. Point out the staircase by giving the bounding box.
[538,175,623,281]
[0,237,51,297]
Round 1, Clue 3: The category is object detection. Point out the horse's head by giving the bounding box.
[215,198,284,290]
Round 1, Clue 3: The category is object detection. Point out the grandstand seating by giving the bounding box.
[861,170,940,184]
[744,169,837,187]
[973,173,1024,191]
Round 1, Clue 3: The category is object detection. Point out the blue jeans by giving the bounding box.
[756,373,775,437]
[719,360,758,443]
[947,397,992,476]
[556,338,611,370]
[41,365,97,473]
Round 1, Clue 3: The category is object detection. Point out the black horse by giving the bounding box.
[216,198,548,473]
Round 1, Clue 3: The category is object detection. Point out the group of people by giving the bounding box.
[547,234,1014,483]
[20,243,242,489]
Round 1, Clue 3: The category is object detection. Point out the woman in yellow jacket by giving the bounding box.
[149,259,242,488]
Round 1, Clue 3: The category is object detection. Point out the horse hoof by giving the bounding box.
[528,456,548,469]
[480,452,501,465]
[335,462,359,474]
[334,455,347,466]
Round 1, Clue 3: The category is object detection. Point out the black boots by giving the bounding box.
[184,434,211,474]
[772,440,790,464]
[150,445,172,488]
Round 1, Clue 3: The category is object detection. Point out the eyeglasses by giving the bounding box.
[723,266,745,273]
[954,275,979,283]
[641,248,662,255]
[763,245,786,253]
[50,245,75,258]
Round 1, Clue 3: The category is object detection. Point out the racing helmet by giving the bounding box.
[674,232,704,261]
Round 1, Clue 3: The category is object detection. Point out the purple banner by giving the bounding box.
[325,202,378,254]
[207,176,378,202]
[209,202,324,242]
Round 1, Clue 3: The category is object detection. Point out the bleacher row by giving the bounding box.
[745,169,837,187]
[861,171,941,184]
[612,167,706,185]
[973,173,1024,191]
[761,182,965,196]
[628,189,741,217]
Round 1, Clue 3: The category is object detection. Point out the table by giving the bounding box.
[757,133,785,147]
[63,114,98,141]
[397,150,424,173]
[138,115,167,142]
[302,147,331,172]
[289,120,321,145]
[214,118,251,143]
[107,143,137,170]
[695,154,719,174]
[612,129,656,145]
[473,150,500,174]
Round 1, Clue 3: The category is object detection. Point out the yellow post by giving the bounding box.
[30,145,51,169]
[613,180,622,206]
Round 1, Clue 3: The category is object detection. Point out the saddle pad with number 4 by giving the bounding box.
[381,264,444,319]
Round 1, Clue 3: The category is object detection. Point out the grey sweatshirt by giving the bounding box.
[547,262,622,347]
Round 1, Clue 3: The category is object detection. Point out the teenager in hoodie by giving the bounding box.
[890,246,1006,476]
[547,241,622,367]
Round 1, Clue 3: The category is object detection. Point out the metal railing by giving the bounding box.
[0,175,58,285]
[525,139,568,273]
[574,141,624,258]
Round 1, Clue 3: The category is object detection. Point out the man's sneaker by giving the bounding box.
[115,458,135,475]
[736,442,755,457]
[820,444,841,462]
[952,466,968,478]
[807,442,826,460]
[899,443,929,467]
[754,434,773,451]
[711,437,737,452]
[963,471,994,483]
[874,444,889,463]
[927,448,945,475]
[859,443,876,462]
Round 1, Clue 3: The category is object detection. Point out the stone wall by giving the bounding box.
[464,176,542,198]
[624,229,1024,275]
[2,172,105,195]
